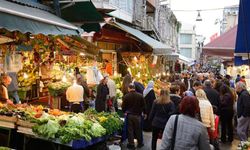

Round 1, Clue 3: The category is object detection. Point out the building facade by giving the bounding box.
[156,4,178,52]
[221,5,239,34]
[93,0,178,51]
[178,24,197,60]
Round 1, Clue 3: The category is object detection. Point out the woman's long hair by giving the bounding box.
[156,89,171,104]
[195,89,208,100]
[220,84,236,102]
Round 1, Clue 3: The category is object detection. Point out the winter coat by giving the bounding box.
[95,83,109,112]
[149,101,175,129]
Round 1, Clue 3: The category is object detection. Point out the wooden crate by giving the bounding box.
[0,120,15,129]
[16,120,36,128]
[0,115,17,123]
[17,126,35,136]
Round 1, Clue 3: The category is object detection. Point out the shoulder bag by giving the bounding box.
[171,115,179,150]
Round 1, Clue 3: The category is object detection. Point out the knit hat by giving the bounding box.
[184,91,194,96]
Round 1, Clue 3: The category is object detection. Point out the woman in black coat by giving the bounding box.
[220,84,234,143]
[95,77,109,112]
[149,89,175,150]
[143,81,156,131]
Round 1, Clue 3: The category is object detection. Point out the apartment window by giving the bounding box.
[180,48,192,58]
[180,34,192,44]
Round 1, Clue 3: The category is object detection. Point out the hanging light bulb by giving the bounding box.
[127,68,131,74]
[134,56,138,62]
[23,73,28,79]
[196,10,202,21]
[114,71,118,77]
[62,75,67,82]
[137,72,141,78]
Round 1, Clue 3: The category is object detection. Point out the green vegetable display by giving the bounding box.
[32,119,60,139]
[48,81,71,96]
[31,108,122,144]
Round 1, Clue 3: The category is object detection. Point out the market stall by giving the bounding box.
[0,103,123,149]
[0,28,105,110]
[227,65,250,90]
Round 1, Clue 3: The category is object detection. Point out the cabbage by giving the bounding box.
[32,119,60,139]
[90,123,106,137]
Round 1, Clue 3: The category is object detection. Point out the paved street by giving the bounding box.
[120,132,240,150]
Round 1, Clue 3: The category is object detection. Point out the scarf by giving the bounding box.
[143,81,154,98]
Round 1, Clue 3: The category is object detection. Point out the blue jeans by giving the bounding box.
[9,91,20,104]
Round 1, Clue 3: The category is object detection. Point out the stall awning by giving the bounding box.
[203,26,237,57]
[61,0,103,23]
[112,22,172,55]
[10,0,53,12]
[235,0,250,66]
[0,0,80,35]
[164,52,194,64]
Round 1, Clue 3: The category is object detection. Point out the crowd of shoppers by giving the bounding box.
[118,71,250,150]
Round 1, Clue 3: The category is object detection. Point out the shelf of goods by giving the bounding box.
[0,103,123,149]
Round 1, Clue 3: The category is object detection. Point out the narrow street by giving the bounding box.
[120,132,240,150]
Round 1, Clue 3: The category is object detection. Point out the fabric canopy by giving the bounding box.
[203,26,237,57]
[113,22,172,55]
[10,0,53,12]
[81,23,101,32]
[0,0,80,35]
[235,0,250,66]
[165,52,194,64]
[61,0,103,23]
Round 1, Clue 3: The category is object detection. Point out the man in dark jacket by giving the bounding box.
[169,84,181,113]
[134,81,145,95]
[236,81,250,141]
[122,84,146,149]
[203,80,220,114]
[189,81,202,96]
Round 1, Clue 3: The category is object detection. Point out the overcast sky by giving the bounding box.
[164,0,239,44]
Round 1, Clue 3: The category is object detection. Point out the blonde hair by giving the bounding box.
[156,89,171,104]
[195,89,208,100]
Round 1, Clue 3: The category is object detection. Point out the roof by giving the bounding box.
[202,26,237,57]
[0,0,80,35]
[9,0,53,12]
[61,0,103,23]
[112,22,172,55]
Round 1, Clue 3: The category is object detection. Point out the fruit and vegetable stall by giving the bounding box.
[0,103,123,149]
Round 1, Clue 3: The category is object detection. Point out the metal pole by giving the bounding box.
[53,0,61,17]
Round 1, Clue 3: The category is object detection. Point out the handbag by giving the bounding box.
[171,115,179,150]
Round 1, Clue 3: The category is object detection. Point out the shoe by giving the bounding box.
[137,143,144,148]
[127,144,135,149]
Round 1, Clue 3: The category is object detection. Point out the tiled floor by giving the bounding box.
[120,132,240,150]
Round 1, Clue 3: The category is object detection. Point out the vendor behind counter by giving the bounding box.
[0,74,13,104]
[7,72,20,104]
[66,80,84,113]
